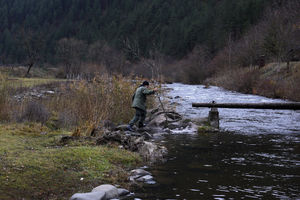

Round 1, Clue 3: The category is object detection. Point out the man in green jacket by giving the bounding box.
[128,81,157,131]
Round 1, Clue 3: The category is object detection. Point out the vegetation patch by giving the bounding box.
[0,123,141,200]
[6,77,66,89]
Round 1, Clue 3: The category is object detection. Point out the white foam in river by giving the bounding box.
[165,83,300,135]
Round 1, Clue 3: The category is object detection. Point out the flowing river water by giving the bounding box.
[132,83,300,200]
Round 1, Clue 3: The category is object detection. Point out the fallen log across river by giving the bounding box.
[192,102,300,110]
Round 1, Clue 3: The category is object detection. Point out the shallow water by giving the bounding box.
[132,83,300,199]
[165,83,300,135]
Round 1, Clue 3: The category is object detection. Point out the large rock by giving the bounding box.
[130,169,151,177]
[70,191,105,200]
[136,175,155,184]
[91,184,119,199]
[70,184,129,200]
[147,113,169,127]
[147,111,182,128]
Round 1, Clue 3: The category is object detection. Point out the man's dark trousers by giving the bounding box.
[129,108,146,128]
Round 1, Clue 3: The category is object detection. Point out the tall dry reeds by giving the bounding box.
[46,75,146,128]
[1,73,157,132]
[0,73,10,121]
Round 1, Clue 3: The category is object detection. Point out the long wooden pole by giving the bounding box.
[192,102,300,110]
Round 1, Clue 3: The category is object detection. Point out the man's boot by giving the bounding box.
[138,122,145,128]
[127,124,134,131]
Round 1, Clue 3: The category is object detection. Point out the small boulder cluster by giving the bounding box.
[129,168,155,185]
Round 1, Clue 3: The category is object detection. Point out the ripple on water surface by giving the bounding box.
[131,84,300,200]
[164,83,300,135]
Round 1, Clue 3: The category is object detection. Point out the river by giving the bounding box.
[132,83,300,200]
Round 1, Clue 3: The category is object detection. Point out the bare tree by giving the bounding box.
[122,38,165,80]
[19,29,45,77]
[88,41,127,75]
[56,38,87,78]
[262,1,300,66]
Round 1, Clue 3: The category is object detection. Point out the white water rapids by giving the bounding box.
[165,83,300,135]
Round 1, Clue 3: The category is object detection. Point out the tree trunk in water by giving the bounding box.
[192,102,300,110]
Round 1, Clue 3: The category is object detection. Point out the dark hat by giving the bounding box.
[142,81,149,86]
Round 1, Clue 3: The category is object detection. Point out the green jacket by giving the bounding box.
[132,86,155,111]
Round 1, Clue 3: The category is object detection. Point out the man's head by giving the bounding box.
[142,81,149,87]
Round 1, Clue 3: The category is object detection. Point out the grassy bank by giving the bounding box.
[0,72,155,199]
[207,62,300,101]
[0,123,141,200]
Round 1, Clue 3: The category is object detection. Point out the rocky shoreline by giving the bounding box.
[66,95,212,200]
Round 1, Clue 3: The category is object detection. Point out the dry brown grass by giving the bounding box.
[0,73,10,121]
[64,76,132,122]
[208,62,300,101]
[44,75,156,133]
[1,73,156,131]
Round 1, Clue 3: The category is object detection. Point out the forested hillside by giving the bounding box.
[0,0,269,64]
[1,0,299,96]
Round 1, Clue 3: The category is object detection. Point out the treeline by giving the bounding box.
[0,0,269,65]
[171,0,300,84]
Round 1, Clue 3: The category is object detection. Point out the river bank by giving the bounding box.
[0,75,161,200]
[206,61,300,102]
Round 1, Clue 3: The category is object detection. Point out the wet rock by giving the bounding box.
[165,112,182,121]
[148,111,182,128]
[166,121,182,129]
[138,141,167,163]
[147,113,169,127]
[163,128,172,134]
[129,168,154,183]
[141,131,152,140]
[130,169,151,177]
[136,175,155,184]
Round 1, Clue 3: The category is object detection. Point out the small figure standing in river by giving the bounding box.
[127,81,157,131]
